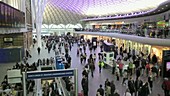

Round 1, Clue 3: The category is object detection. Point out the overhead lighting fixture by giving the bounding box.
[166,5,168,7]
[162,8,164,9]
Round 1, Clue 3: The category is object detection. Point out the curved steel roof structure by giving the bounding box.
[43,0,169,24]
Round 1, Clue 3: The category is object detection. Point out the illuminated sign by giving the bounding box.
[27,69,74,79]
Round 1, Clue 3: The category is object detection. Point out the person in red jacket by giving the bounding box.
[118,62,124,76]
[162,78,170,96]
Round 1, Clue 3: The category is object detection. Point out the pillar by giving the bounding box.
[36,66,42,96]
[32,0,47,48]
[31,0,47,95]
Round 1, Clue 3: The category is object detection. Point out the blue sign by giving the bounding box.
[57,63,65,69]
[27,69,74,80]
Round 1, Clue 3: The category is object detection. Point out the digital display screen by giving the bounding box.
[109,54,113,57]
[166,62,170,71]
[93,42,96,46]
[3,37,13,43]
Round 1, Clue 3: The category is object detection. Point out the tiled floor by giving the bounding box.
[0,42,164,96]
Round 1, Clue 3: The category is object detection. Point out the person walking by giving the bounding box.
[148,73,153,91]
[37,47,41,55]
[112,59,117,74]
[82,68,89,78]
[122,70,128,85]
[145,63,150,77]
[136,68,141,79]
[80,53,84,64]
[128,77,135,96]
[138,82,150,96]
[81,75,88,96]
[135,77,143,96]
[97,84,104,96]
[105,83,111,96]
[162,78,170,96]
[89,63,95,78]
[105,78,110,89]
[83,53,87,64]
[118,61,124,76]
[128,61,133,76]
[98,61,104,73]
[83,45,86,53]
[110,80,116,96]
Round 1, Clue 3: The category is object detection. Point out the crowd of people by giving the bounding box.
[1,33,170,96]
[76,37,170,96]
[0,60,38,96]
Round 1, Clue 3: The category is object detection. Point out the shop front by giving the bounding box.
[151,46,170,64]
[114,38,170,64]
[76,33,170,64]
[115,38,151,56]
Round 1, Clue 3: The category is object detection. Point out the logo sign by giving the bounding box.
[27,69,74,80]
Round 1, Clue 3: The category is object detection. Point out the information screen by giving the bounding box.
[93,42,96,46]
[166,62,170,71]
[4,37,13,42]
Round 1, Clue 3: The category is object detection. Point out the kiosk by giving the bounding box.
[92,37,98,49]
[102,41,114,67]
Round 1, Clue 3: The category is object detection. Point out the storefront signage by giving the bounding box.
[27,69,74,79]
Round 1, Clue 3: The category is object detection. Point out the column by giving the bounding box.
[36,66,42,96]
[31,0,47,95]
[32,0,47,48]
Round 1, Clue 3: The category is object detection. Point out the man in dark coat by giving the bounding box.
[50,80,58,94]
[81,75,88,96]
[82,68,88,78]
[139,82,150,96]
[97,84,104,96]
[110,80,116,96]
[128,77,135,95]
[136,68,141,79]
[135,77,143,96]
[37,47,41,55]
[152,54,157,64]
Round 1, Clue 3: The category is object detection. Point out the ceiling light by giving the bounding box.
[162,8,164,9]
[166,5,168,7]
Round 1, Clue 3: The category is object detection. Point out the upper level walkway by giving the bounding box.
[75,31,170,46]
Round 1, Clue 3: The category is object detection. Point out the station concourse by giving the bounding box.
[0,0,170,96]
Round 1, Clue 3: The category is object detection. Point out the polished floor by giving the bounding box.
[0,42,165,96]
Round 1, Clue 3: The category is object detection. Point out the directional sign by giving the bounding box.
[27,69,74,80]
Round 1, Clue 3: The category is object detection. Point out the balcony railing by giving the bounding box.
[74,28,170,39]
